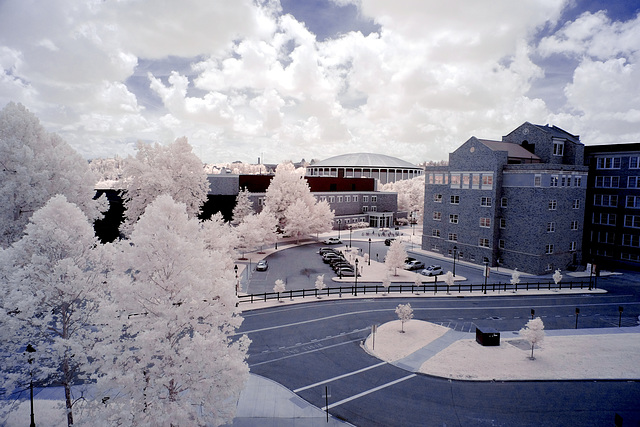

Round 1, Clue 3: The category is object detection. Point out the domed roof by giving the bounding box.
[311,153,420,169]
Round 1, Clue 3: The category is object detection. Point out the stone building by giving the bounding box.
[422,122,588,275]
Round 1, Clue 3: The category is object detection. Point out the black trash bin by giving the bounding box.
[475,327,500,346]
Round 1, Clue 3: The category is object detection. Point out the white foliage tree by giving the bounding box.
[122,137,209,235]
[444,271,454,293]
[511,268,521,286]
[0,102,107,248]
[202,211,239,257]
[395,303,414,332]
[380,175,425,220]
[264,163,333,237]
[89,195,249,426]
[519,317,545,360]
[232,187,254,225]
[385,239,407,276]
[553,269,563,285]
[382,272,391,295]
[0,195,109,427]
[235,211,278,257]
[274,279,286,302]
[315,274,326,297]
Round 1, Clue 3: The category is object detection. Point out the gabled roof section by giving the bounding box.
[532,123,581,144]
[478,139,541,160]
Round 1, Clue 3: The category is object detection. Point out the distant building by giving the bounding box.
[422,122,588,275]
[583,144,640,271]
[306,153,423,184]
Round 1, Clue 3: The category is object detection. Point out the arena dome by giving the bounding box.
[306,152,423,184]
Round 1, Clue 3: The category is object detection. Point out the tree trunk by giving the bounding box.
[530,344,534,359]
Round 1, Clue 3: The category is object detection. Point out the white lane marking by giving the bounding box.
[293,362,388,393]
[249,338,360,367]
[324,374,417,410]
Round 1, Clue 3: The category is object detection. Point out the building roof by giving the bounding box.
[532,124,581,144]
[310,153,421,169]
[479,139,541,160]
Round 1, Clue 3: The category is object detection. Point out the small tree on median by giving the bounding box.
[519,317,545,360]
[395,303,414,333]
[553,269,562,285]
[444,270,454,294]
[385,240,407,276]
[274,279,286,301]
[511,268,521,292]
[315,274,326,298]
[382,272,391,295]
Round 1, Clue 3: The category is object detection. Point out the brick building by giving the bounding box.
[422,122,588,274]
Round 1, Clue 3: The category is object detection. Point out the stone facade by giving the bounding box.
[422,123,588,275]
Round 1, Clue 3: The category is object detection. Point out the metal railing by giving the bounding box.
[237,279,595,304]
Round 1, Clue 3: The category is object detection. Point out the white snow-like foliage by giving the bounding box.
[274,279,286,294]
[0,102,107,248]
[86,195,249,426]
[264,162,334,236]
[382,272,391,294]
[380,175,425,219]
[414,273,422,287]
[395,303,414,332]
[385,239,407,276]
[510,268,521,286]
[519,317,545,360]
[315,274,326,293]
[553,269,563,285]
[0,195,109,426]
[236,210,278,255]
[232,187,254,225]
[444,271,455,289]
[122,137,209,235]
[202,211,239,257]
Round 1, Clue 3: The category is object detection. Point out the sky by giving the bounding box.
[1,0,639,165]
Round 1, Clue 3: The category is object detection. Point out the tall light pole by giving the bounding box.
[354,258,359,297]
[337,220,342,239]
[368,238,371,266]
[483,258,488,294]
[453,246,458,277]
[349,226,352,248]
[25,344,36,427]
[234,265,238,296]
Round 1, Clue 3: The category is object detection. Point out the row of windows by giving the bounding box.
[591,231,640,247]
[546,221,580,232]
[594,194,618,207]
[431,234,576,253]
[595,156,640,170]
[428,172,493,188]
[592,214,640,228]
[433,212,580,231]
[334,217,367,225]
[548,175,582,187]
[361,206,377,212]
[318,195,378,203]
[432,194,493,206]
[593,176,640,188]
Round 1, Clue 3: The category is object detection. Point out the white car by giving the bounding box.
[323,237,342,245]
[420,265,443,276]
[404,260,425,270]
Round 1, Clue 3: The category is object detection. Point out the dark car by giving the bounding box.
[323,253,343,263]
[319,247,340,255]
[332,262,353,272]
[256,260,268,271]
[337,267,360,277]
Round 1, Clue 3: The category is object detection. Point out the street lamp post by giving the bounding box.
[25,344,36,427]
[483,258,488,294]
[452,246,458,277]
[368,238,371,266]
[411,211,415,235]
[354,258,359,297]
[234,265,238,296]
[349,226,352,248]
[337,220,341,239]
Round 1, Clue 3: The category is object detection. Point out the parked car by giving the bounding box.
[323,253,343,263]
[256,260,268,271]
[420,265,444,276]
[332,262,353,272]
[323,237,342,245]
[404,260,425,270]
[337,267,360,277]
[319,247,339,255]
[384,238,395,246]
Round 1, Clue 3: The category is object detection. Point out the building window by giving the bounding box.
[431,244,439,251]
[434,194,443,203]
[621,253,640,262]
[447,233,458,242]
[479,238,490,248]
[547,222,555,232]
[449,214,459,224]
[534,175,541,187]
[371,206,377,212]
[573,199,580,209]
[433,212,442,221]
[597,157,621,169]
[337,196,343,203]
[353,195,358,202]
[345,195,351,202]
[571,220,579,230]
[549,200,557,210]
[371,195,377,202]
[480,218,491,228]
[450,174,461,188]
[595,176,620,188]
[482,175,493,187]
[625,215,640,228]
[553,141,564,156]
[546,264,553,271]
[450,195,460,204]
[363,195,368,202]
[545,244,554,254]
[463,175,470,188]
[329,196,335,203]
[501,197,508,207]
[574,176,582,187]
[626,196,640,208]
[561,176,567,187]
[629,177,640,188]
[472,174,480,189]
[500,218,506,229]
[550,176,559,187]
[499,239,505,249]
[622,234,640,247]
[595,231,615,244]
[630,157,640,169]
[594,213,617,225]
[481,197,492,207]
[432,229,440,238]
[594,194,618,207]
[362,206,369,212]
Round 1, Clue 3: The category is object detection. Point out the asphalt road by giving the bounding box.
[237,295,640,426]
